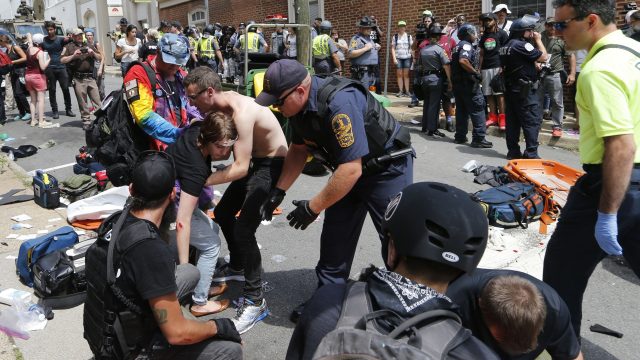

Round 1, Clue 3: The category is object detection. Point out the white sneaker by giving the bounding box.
[232,298,269,334]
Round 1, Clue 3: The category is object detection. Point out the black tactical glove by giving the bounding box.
[472,72,482,83]
[212,318,242,343]
[259,188,286,221]
[286,200,319,230]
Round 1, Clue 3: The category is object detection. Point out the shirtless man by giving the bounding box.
[183,66,288,334]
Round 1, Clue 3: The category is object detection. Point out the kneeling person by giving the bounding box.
[447,269,583,360]
[286,182,499,359]
[165,112,237,317]
[83,151,242,359]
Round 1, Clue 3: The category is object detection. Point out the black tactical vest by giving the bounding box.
[83,211,158,359]
[290,75,410,172]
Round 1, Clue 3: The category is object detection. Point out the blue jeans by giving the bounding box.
[190,209,221,305]
[167,208,221,305]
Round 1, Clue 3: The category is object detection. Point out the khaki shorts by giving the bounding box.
[481,67,503,96]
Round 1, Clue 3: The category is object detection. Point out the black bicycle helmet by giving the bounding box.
[382,182,488,273]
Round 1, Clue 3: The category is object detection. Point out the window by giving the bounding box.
[191,11,205,22]
[189,9,206,27]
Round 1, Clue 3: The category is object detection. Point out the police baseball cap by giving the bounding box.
[159,33,189,66]
[131,151,176,202]
[255,59,309,107]
[479,12,498,21]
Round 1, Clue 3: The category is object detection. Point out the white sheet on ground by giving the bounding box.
[66,186,129,223]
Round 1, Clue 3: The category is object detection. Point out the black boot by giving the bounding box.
[470,139,493,148]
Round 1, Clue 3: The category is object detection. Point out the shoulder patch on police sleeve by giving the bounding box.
[524,43,535,52]
[350,39,358,48]
[462,44,472,51]
[125,79,140,101]
[331,113,355,148]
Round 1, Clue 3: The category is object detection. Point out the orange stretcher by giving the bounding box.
[504,159,585,234]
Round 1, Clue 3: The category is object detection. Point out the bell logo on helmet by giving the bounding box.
[384,192,403,221]
[442,252,460,263]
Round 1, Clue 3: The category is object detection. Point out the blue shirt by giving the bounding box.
[291,76,369,166]
[451,40,478,77]
[499,38,542,82]
[41,36,68,69]
[348,33,378,66]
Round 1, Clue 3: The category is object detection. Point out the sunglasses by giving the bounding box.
[273,86,298,107]
[187,88,207,101]
[553,16,584,30]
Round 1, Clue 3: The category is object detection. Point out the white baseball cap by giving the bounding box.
[493,4,512,14]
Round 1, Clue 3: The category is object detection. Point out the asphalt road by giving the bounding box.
[0,75,638,360]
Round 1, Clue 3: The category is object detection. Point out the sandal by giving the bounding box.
[30,121,38,127]
[190,299,231,317]
[208,283,229,297]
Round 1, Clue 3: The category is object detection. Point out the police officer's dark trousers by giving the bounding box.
[420,74,443,132]
[504,86,542,158]
[45,67,72,113]
[316,155,413,287]
[352,67,376,90]
[214,158,284,302]
[453,79,486,142]
[543,165,640,337]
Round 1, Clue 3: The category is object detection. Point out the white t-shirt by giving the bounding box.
[498,20,513,35]
[285,34,297,58]
[336,39,348,61]
[393,33,412,59]
[117,37,141,63]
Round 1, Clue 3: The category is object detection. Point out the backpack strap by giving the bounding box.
[593,44,640,59]
[124,61,158,98]
[105,207,155,315]
[335,281,373,328]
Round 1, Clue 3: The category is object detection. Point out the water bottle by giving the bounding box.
[13,295,46,331]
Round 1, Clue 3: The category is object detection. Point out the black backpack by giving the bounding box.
[86,61,157,187]
[83,208,157,359]
[313,282,471,359]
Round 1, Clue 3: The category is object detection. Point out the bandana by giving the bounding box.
[368,268,453,315]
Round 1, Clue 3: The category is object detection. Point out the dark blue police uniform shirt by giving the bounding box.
[499,39,542,82]
[451,40,476,77]
[291,76,369,165]
[446,268,581,360]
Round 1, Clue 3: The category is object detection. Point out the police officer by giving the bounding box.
[185,26,199,71]
[417,24,452,136]
[255,59,413,322]
[198,25,224,73]
[312,20,341,75]
[235,20,269,55]
[348,16,381,89]
[499,17,547,159]
[451,24,493,148]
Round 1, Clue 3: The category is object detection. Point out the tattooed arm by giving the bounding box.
[149,293,219,345]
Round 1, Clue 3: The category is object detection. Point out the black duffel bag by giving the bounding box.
[33,247,87,309]
[490,72,506,93]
